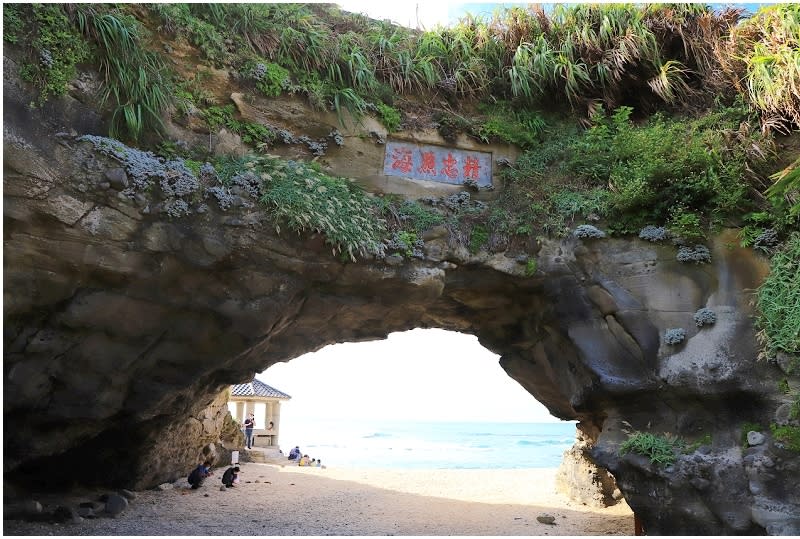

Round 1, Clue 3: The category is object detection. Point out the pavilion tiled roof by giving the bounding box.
[230,379,291,400]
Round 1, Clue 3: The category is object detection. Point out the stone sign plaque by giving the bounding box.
[383,141,493,187]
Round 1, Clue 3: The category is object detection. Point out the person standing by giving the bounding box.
[244,413,255,449]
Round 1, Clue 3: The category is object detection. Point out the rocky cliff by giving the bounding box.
[4,54,799,535]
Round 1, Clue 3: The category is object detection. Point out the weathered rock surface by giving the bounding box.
[3,52,799,535]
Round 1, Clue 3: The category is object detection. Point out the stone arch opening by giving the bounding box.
[4,129,787,533]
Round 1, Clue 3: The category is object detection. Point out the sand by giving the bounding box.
[3,463,633,536]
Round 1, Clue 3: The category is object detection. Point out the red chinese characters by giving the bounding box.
[440,153,458,179]
[418,151,436,175]
[390,147,413,174]
[463,156,480,180]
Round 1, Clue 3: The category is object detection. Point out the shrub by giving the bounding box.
[13,5,91,104]
[639,225,669,242]
[258,157,385,261]
[469,224,489,254]
[376,102,401,132]
[756,233,800,357]
[693,308,717,327]
[664,328,686,345]
[677,245,711,264]
[525,258,538,277]
[771,424,800,452]
[72,6,174,140]
[574,224,606,239]
[669,210,705,242]
[250,61,290,97]
[619,432,685,467]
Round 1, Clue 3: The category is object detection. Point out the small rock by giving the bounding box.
[385,254,404,266]
[105,168,129,190]
[76,507,95,518]
[134,193,147,208]
[156,483,173,491]
[104,494,128,517]
[52,506,80,523]
[119,489,137,500]
[204,494,209,497]
[220,486,227,491]
[98,181,111,190]
[537,514,556,525]
[747,431,766,446]
[79,501,104,511]
[690,477,710,491]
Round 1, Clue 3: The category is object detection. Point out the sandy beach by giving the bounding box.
[3,462,633,536]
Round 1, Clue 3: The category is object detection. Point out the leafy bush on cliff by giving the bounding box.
[258,157,385,261]
[620,431,685,467]
[5,4,90,104]
[756,233,800,358]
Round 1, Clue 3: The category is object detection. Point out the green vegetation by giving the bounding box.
[71,5,173,140]
[756,233,800,359]
[771,424,800,452]
[6,4,90,105]
[256,156,385,261]
[619,431,685,467]
[525,258,538,277]
[376,103,401,132]
[469,224,489,254]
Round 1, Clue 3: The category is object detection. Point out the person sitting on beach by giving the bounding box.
[315,459,322,468]
[288,446,301,460]
[188,460,213,489]
[298,454,310,466]
[310,458,317,466]
[221,465,240,488]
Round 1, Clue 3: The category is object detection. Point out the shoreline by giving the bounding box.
[3,464,633,536]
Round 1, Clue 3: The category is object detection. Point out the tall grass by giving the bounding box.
[756,233,800,358]
[73,6,172,140]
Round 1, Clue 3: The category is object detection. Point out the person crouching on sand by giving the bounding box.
[222,465,240,488]
[188,460,213,489]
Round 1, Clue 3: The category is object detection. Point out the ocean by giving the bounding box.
[275,419,576,469]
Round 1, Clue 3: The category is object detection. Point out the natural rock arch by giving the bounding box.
[4,76,799,536]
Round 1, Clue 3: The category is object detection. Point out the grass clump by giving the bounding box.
[71,5,173,141]
[258,157,385,261]
[619,431,685,467]
[756,233,800,359]
[376,102,401,132]
[771,424,800,452]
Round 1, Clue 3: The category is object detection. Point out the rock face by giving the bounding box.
[3,63,799,536]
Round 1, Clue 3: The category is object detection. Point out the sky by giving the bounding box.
[336,1,772,29]
[260,328,559,424]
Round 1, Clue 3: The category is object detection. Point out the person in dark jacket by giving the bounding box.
[288,446,301,460]
[188,460,213,489]
[221,466,240,488]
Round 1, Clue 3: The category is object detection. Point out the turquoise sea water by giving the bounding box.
[276,419,576,469]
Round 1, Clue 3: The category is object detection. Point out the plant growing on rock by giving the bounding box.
[573,224,606,239]
[756,233,800,358]
[258,157,386,261]
[639,225,669,242]
[677,245,711,264]
[693,308,717,327]
[664,328,686,345]
[619,431,685,467]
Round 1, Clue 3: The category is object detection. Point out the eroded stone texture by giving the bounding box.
[4,64,799,535]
